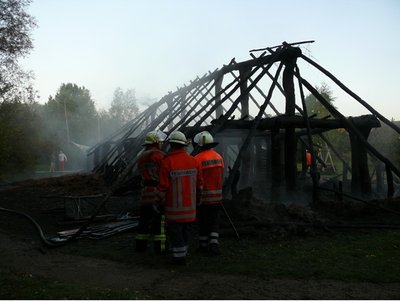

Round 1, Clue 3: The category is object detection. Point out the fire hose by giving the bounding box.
[0,155,139,248]
[0,206,61,247]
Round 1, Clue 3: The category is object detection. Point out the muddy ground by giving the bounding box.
[1,174,400,299]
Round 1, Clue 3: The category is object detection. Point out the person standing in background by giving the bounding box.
[58,150,67,171]
[306,149,312,173]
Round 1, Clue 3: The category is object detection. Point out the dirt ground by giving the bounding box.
[1,174,400,299]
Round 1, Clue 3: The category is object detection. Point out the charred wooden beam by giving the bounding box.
[179,92,187,120]
[300,77,400,182]
[349,119,372,196]
[221,61,283,199]
[183,115,380,141]
[208,114,380,131]
[282,47,301,189]
[232,57,272,117]
[239,66,251,119]
[271,127,282,183]
[300,54,400,135]
[214,75,224,119]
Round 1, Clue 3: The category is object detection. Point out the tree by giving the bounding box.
[303,84,350,169]
[109,87,139,126]
[44,83,98,146]
[96,109,118,140]
[369,121,400,168]
[0,100,47,180]
[304,83,335,119]
[0,0,37,102]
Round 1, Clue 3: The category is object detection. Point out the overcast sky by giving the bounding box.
[21,0,400,119]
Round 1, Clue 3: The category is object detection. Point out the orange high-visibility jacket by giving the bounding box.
[306,151,312,167]
[137,146,165,204]
[158,149,203,223]
[195,149,224,205]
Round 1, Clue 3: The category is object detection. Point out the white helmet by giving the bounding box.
[168,131,188,145]
[194,131,215,147]
[143,131,159,145]
[156,130,167,142]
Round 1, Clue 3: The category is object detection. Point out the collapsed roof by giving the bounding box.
[87,41,400,203]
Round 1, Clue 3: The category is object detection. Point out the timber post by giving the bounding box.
[239,66,251,119]
[271,127,282,201]
[238,66,252,184]
[349,118,372,196]
[282,46,301,189]
[376,161,384,193]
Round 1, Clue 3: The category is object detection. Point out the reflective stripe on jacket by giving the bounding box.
[158,149,203,223]
[195,149,224,204]
[137,146,165,204]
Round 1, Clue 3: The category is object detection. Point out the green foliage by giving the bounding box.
[0,82,144,180]
[369,121,400,167]
[304,83,336,119]
[0,100,48,180]
[43,83,98,146]
[0,230,399,298]
[96,108,121,139]
[211,230,400,282]
[303,83,351,167]
[0,0,37,102]
[109,87,139,127]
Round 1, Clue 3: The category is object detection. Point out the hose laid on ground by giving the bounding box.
[0,154,139,248]
[0,206,61,247]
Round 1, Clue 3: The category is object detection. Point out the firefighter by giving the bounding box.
[306,149,312,173]
[158,131,203,265]
[193,131,224,256]
[135,131,166,254]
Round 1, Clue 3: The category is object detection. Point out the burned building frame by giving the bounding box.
[87,42,400,204]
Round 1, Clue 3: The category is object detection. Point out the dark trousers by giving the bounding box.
[135,204,165,253]
[166,222,194,259]
[197,203,220,247]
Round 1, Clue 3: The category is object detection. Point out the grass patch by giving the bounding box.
[0,270,152,300]
[192,229,400,282]
[7,229,398,299]
[60,229,400,283]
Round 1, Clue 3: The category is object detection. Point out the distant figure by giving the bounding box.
[306,150,312,173]
[49,152,56,172]
[58,150,68,171]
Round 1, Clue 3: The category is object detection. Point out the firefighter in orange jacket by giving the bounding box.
[158,131,203,265]
[135,131,166,254]
[193,131,224,256]
[306,149,312,173]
